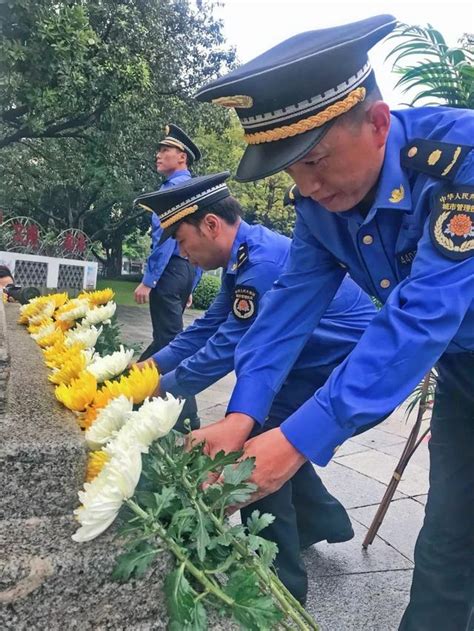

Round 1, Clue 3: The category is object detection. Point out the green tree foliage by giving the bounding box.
[0,0,235,274]
[0,0,234,148]
[194,116,295,236]
[386,24,474,108]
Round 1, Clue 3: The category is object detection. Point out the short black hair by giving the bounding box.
[182,195,242,228]
[0,265,13,281]
[337,82,383,128]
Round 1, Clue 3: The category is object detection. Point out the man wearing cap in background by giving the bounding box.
[134,124,202,428]
[194,15,474,630]
[135,171,378,603]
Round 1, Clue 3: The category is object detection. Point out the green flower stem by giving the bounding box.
[154,442,318,630]
[126,500,235,607]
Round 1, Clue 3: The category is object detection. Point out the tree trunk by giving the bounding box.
[104,239,123,278]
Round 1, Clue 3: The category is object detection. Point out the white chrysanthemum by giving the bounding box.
[28,302,56,324]
[81,348,96,366]
[85,395,133,449]
[72,444,142,542]
[57,299,90,322]
[65,325,103,349]
[82,301,117,326]
[86,345,134,383]
[30,323,56,341]
[107,395,184,456]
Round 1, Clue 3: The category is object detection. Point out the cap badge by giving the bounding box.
[211,95,254,108]
[407,146,418,158]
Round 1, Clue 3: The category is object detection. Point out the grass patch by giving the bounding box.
[96,278,147,307]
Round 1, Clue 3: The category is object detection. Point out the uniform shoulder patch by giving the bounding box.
[235,242,249,270]
[401,139,472,181]
[232,285,258,320]
[430,185,474,260]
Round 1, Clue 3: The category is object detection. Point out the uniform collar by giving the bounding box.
[226,220,251,275]
[164,169,191,182]
[371,114,413,212]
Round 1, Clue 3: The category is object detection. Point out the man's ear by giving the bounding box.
[368,101,391,148]
[203,213,220,237]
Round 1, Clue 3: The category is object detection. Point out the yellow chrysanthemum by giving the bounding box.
[27,302,56,324]
[101,363,159,405]
[49,292,69,308]
[85,450,110,483]
[78,380,123,429]
[92,387,116,410]
[55,371,97,412]
[43,341,87,369]
[78,288,115,306]
[27,316,55,334]
[55,318,76,332]
[18,297,55,324]
[48,353,87,385]
[78,405,100,430]
[37,329,65,349]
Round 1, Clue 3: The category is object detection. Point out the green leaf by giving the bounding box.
[247,535,278,568]
[112,541,159,582]
[224,569,283,630]
[164,564,207,630]
[245,510,275,535]
[194,506,212,562]
[222,458,255,486]
[192,449,243,484]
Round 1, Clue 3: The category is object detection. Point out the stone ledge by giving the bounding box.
[0,515,236,630]
[0,515,170,630]
[0,304,86,518]
[0,301,10,414]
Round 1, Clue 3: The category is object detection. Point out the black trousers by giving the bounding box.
[241,365,355,603]
[139,256,198,428]
[399,353,474,631]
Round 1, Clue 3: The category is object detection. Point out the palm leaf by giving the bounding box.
[404,369,438,421]
[386,23,473,108]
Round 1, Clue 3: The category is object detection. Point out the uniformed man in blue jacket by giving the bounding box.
[194,15,474,630]
[135,124,202,359]
[134,172,378,603]
[135,124,202,427]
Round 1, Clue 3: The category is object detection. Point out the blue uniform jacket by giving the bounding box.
[155,220,376,398]
[228,107,474,466]
[142,169,202,289]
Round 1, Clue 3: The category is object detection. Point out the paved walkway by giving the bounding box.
[118,305,430,631]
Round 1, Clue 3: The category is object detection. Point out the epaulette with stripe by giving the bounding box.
[401,139,472,181]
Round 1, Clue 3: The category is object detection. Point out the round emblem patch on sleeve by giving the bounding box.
[232,285,258,320]
[430,185,474,260]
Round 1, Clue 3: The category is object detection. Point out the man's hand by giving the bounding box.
[187,413,255,458]
[186,294,193,309]
[234,427,306,510]
[134,282,152,305]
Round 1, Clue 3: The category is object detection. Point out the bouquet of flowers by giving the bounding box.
[18,289,318,630]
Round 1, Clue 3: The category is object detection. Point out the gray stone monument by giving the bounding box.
[0,302,181,629]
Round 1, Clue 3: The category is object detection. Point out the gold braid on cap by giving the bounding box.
[161,205,199,229]
[137,202,154,213]
[244,87,366,145]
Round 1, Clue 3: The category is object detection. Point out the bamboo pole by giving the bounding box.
[362,373,432,549]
